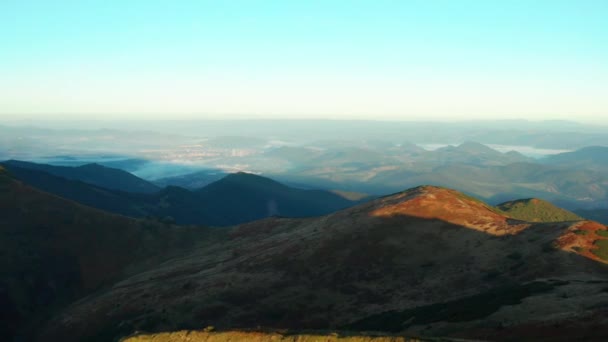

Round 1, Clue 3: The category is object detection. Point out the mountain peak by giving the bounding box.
[455,141,497,153]
[369,185,530,235]
[77,163,105,169]
[215,172,286,189]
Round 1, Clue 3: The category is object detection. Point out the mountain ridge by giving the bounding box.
[1,160,160,193]
[1,164,360,226]
[33,183,608,341]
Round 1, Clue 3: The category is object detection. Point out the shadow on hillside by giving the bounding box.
[27,209,608,342]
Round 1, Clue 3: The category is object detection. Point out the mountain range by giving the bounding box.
[0,161,362,226]
[3,163,608,341]
[1,160,160,193]
[147,142,608,216]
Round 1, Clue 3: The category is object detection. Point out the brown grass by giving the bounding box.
[122,330,429,342]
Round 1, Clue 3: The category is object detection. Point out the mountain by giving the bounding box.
[0,164,161,219]
[543,146,608,169]
[154,169,228,189]
[0,167,214,341]
[194,172,360,225]
[497,198,583,222]
[37,185,608,342]
[1,165,360,226]
[1,160,160,193]
[433,142,531,166]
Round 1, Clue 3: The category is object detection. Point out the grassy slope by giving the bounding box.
[497,198,583,222]
[123,330,430,342]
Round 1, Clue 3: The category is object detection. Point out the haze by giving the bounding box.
[1,0,607,123]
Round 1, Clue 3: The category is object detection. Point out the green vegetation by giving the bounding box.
[345,281,556,332]
[596,230,608,238]
[591,239,608,261]
[574,230,589,235]
[497,198,583,222]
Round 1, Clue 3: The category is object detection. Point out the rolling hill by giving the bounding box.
[35,185,608,342]
[433,141,531,165]
[497,198,583,222]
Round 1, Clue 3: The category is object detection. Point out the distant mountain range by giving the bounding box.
[1,161,362,226]
[146,143,608,215]
[3,169,607,341]
[1,160,160,193]
[542,145,608,168]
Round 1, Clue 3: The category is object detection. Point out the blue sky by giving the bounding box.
[1,0,607,122]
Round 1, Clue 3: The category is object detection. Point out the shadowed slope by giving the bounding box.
[1,166,361,226]
[2,160,160,193]
[39,186,608,342]
[0,170,216,341]
[0,164,149,217]
[193,172,359,225]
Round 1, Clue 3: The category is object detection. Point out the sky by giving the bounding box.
[1,0,607,123]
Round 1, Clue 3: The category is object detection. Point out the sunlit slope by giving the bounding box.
[123,330,432,342]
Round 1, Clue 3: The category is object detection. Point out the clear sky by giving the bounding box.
[1,0,607,122]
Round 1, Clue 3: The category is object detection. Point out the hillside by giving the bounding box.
[39,186,608,342]
[0,169,216,341]
[497,198,583,222]
[1,160,160,193]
